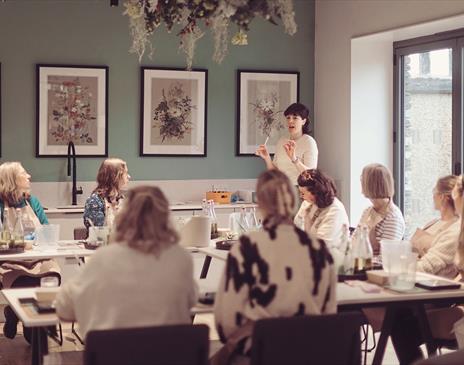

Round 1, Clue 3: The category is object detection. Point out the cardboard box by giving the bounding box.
[206,191,231,204]
[366,270,390,286]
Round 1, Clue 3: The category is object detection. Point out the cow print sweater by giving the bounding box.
[214,220,337,355]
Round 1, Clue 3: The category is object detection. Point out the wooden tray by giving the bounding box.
[0,246,25,254]
[215,240,238,251]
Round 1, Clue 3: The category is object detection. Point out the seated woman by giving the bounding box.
[214,170,336,364]
[390,175,464,364]
[56,186,197,339]
[294,169,349,263]
[0,162,60,340]
[411,175,459,278]
[355,163,405,255]
[83,158,130,230]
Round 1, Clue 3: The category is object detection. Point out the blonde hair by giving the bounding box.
[0,162,30,205]
[256,170,295,223]
[361,163,394,199]
[435,175,458,212]
[94,158,128,201]
[113,185,179,256]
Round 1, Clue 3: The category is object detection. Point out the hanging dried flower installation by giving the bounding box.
[123,0,297,69]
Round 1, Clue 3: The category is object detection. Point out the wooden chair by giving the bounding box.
[250,312,364,365]
[84,324,209,365]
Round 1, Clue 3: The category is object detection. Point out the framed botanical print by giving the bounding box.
[36,64,108,157]
[140,67,207,156]
[237,70,299,156]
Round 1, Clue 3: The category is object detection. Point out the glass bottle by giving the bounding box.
[2,208,12,245]
[353,225,373,274]
[340,224,353,275]
[239,207,249,233]
[13,208,25,246]
[250,207,260,230]
[201,199,208,216]
[208,200,219,239]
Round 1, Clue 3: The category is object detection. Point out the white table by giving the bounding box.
[1,287,213,365]
[0,240,95,261]
[194,246,464,364]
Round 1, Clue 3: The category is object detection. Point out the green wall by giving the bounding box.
[0,0,314,182]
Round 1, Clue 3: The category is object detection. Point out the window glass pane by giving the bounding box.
[403,48,452,238]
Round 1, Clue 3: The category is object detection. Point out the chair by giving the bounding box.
[250,312,364,365]
[84,324,209,365]
[74,226,88,240]
[413,349,464,365]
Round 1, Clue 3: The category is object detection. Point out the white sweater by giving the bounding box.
[417,219,460,278]
[273,134,318,184]
[294,198,349,252]
[56,243,197,339]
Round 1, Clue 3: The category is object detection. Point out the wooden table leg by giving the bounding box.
[372,306,398,365]
[200,255,212,279]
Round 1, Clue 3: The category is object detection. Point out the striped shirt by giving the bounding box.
[356,202,405,254]
[374,204,405,243]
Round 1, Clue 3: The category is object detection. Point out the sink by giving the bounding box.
[56,205,85,209]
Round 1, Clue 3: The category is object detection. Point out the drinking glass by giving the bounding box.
[40,276,59,288]
[389,252,418,290]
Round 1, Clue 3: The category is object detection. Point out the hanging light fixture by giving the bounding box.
[110,0,119,7]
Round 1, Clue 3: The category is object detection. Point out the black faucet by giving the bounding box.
[67,141,83,205]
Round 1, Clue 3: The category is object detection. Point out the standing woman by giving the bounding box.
[255,103,318,185]
[83,158,130,230]
[355,163,405,255]
[0,162,60,341]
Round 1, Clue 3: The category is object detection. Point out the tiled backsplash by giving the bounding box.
[31,179,257,208]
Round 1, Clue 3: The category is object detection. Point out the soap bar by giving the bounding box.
[366,270,390,286]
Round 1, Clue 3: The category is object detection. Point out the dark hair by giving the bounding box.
[297,169,337,209]
[284,103,311,134]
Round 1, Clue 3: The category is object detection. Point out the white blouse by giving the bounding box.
[294,198,349,260]
[273,134,318,184]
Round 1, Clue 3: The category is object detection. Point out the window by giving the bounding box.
[394,29,464,238]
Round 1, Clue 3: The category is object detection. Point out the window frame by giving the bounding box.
[393,29,464,212]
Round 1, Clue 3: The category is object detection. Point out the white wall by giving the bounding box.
[315,0,464,224]
[350,33,393,223]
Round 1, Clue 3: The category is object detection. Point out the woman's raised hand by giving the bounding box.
[255,144,270,160]
[283,140,296,160]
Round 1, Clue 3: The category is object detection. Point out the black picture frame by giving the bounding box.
[0,62,2,157]
[236,70,300,156]
[36,64,108,157]
[140,67,207,157]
